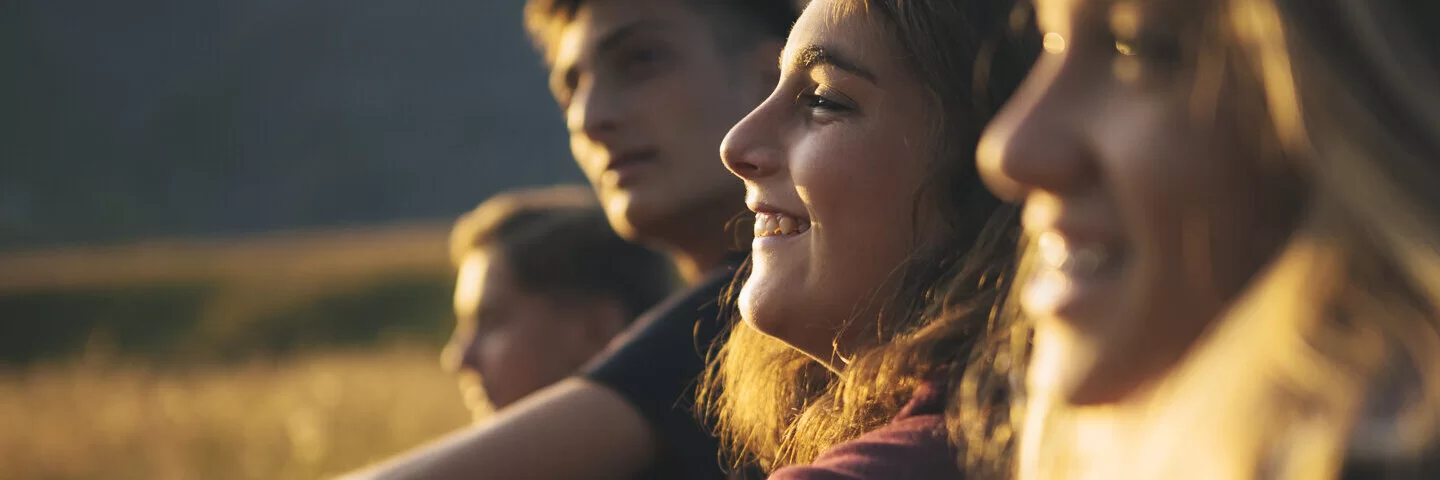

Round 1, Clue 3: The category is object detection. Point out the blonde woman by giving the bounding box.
[975,0,1440,478]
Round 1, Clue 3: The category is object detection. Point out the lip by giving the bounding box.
[1021,196,1124,237]
[1022,227,1126,323]
[602,148,658,187]
[1023,209,1122,247]
[1019,200,1129,322]
[747,202,807,220]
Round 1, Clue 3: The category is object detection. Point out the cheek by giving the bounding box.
[1129,128,1275,259]
[1104,112,1289,343]
[793,130,927,310]
[479,327,545,383]
[1102,106,1236,272]
[475,334,511,373]
[1188,136,1295,297]
[797,128,925,253]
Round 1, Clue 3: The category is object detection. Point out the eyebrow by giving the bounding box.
[787,44,878,84]
[552,19,670,103]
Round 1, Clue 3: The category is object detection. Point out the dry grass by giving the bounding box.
[0,346,470,480]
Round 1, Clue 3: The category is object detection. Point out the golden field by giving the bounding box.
[0,346,471,480]
[0,224,475,478]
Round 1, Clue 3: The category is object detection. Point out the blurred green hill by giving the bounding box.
[0,223,456,365]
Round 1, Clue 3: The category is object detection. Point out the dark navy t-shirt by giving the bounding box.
[580,255,748,480]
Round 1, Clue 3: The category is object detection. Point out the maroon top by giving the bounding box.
[766,382,961,479]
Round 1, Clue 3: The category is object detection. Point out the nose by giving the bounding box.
[567,78,626,145]
[976,57,1097,202]
[440,326,481,375]
[720,97,783,180]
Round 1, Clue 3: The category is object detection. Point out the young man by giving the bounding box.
[442,186,673,419]
[342,1,796,478]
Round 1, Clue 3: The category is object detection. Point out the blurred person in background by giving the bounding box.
[341,0,797,479]
[441,185,674,420]
[973,0,1440,478]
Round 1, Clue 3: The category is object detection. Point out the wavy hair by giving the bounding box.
[696,0,1039,473]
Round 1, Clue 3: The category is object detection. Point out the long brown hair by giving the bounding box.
[696,0,1039,473]
[983,0,1440,478]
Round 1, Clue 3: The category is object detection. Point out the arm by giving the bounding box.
[340,377,655,480]
[344,258,745,480]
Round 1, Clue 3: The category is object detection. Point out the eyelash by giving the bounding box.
[798,87,852,116]
[620,46,664,76]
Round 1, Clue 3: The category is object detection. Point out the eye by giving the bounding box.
[797,85,855,119]
[473,307,510,333]
[1113,33,1185,65]
[800,93,845,111]
[1110,31,1189,85]
[617,44,670,81]
[1115,40,1136,56]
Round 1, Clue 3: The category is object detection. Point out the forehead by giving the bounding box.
[783,0,897,74]
[550,0,710,71]
[454,251,508,312]
[1035,0,1199,31]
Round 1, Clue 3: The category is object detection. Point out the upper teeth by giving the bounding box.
[1037,231,1111,275]
[754,212,809,237]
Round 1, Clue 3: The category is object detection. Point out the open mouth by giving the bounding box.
[753,211,811,238]
[1036,231,1123,277]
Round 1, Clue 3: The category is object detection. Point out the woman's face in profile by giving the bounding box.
[977,0,1300,404]
[721,0,935,364]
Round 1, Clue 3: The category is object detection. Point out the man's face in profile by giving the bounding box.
[547,0,760,242]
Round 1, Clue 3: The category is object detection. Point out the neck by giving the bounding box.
[651,199,750,285]
[664,232,736,284]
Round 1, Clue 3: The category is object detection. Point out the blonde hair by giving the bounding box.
[1005,0,1440,478]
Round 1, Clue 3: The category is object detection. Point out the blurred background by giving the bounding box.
[1,1,579,478]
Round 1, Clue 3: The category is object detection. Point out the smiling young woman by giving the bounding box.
[974,0,1440,478]
[699,0,1039,477]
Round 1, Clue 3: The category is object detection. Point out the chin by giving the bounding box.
[610,195,699,244]
[738,274,803,340]
[1029,322,1114,405]
[737,278,777,335]
[1033,328,1181,406]
[738,275,843,364]
[601,198,657,242]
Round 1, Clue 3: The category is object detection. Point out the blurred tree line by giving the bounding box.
[1,0,576,249]
[1,0,581,364]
